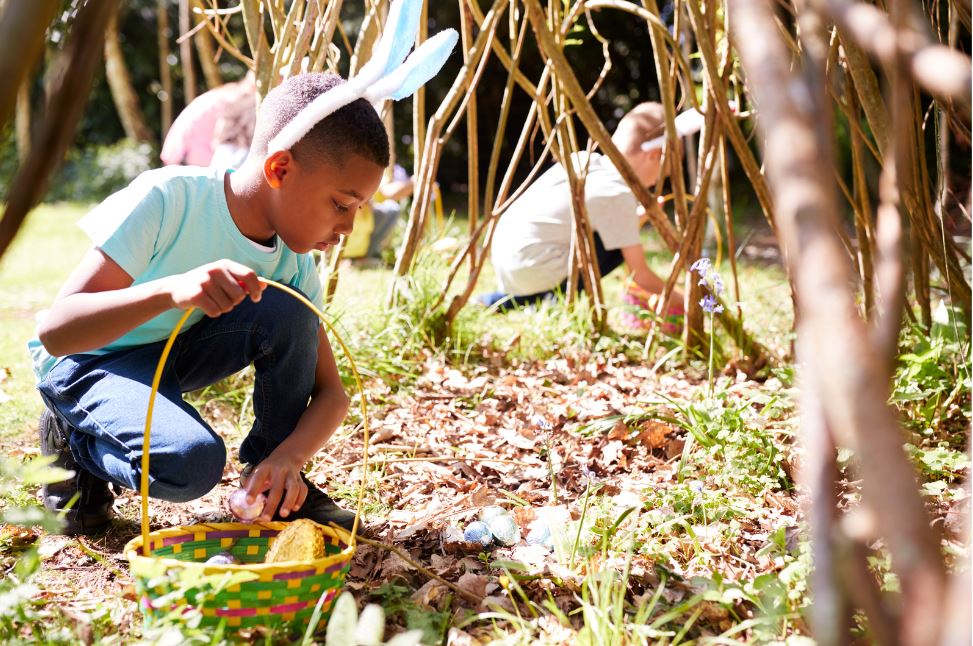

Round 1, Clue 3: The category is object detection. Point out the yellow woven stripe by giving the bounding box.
[228,584,241,593]
[311,584,321,592]
[228,599,241,610]
[194,532,205,542]
[282,612,295,621]
[194,548,206,560]
[172,544,182,555]
[228,617,241,628]
[221,538,233,548]
[257,590,272,600]
[287,579,300,589]
[285,596,298,605]
[247,545,260,556]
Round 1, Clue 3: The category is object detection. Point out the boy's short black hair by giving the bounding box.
[250,73,390,168]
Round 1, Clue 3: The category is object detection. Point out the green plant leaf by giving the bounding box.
[355,603,386,645]
[325,592,359,646]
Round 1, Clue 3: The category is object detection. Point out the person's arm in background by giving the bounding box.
[620,244,683,309]
[377,177,414,201]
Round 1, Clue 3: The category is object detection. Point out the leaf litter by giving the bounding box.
[9,348,966,642]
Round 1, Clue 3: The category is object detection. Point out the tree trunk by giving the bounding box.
[179,0,195,103]
[0,0,117,263]
[194,14,222,90]
[0,0,57,131]
[105,5,154,144]
[158,0,173,139]
[14,83,30,162]
[728,0,948,643]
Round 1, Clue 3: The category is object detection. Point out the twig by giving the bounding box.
[75,536,129,580]
[354,535,483,606]
[329,456,539,471]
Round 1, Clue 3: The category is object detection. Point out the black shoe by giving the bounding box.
[240,466,357,531]
[39,409,114,535]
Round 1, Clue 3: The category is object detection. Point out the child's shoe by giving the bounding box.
[285,473,356,531]
[39,409,115,535]
[240,466,356,531]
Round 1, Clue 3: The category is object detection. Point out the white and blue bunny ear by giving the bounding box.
[366,0,425,79]
[365,30,459,104]
[268,0,456,154]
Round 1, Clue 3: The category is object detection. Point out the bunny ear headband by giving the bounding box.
[268,0,458,154]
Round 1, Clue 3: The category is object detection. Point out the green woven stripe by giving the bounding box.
[207,570,349,605]
[137,567,349,604]
[150,537,346,562]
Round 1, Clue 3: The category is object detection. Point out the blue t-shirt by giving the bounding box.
[29,166,323,381]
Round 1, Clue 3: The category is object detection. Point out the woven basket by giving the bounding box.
[124,521,353,629]
[124,280,370,633]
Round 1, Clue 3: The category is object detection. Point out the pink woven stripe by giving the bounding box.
[269,600,313,614]
[161,534,194,547]
[324,562,346,575]
[205,530,251,540]
[273,569,315,580]
[215,606,258,617]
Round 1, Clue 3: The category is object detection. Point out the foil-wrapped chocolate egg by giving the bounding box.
[463,521,494,547]
[228,488,266,521]
[205,551,239,565]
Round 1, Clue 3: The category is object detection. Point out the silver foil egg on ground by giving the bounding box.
[485,514,521,546]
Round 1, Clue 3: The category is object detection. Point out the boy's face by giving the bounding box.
[264,151,385,254]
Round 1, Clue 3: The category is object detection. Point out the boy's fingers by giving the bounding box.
[262,476,285,521]
[205,283,235,313]
[197,293,223,318]
[228,268,263,303]
[292,486,307,512]
[278,477,301,517]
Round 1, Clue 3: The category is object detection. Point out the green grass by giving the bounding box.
[0,203,91,438]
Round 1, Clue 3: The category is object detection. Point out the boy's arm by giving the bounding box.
[243,324,350,520]
[621,245,665,294]
[38,248,264,356]
[620,245,683,308]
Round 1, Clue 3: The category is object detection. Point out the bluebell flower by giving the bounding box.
[700,294,724,314]
[711,274,724,297]
[690,257,711,276]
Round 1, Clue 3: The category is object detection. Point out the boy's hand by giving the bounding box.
[242,452,308,521]
[168,260,265,317]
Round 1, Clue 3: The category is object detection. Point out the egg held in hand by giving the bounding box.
[228,488,267,521]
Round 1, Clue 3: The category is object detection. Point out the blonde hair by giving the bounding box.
[611,102,665,156]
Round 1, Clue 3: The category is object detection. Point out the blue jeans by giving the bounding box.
[37,286,319,503]
[366,200,403,258]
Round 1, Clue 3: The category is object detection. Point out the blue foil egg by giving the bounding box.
[485,514,520,546]
[526,524,554,549]
[464,521,494,546]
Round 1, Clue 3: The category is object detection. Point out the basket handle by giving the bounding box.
[139,278,370,555]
